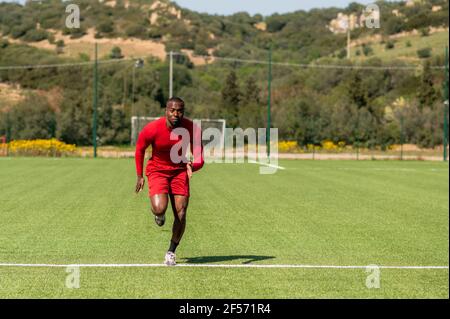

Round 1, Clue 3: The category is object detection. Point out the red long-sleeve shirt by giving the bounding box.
[135,117,204,176]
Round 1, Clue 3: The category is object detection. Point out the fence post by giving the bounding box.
[443,46,449,162]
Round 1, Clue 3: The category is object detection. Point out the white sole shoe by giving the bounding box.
[164,251,176,266]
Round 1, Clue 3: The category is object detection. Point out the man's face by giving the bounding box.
[166,102,185,127]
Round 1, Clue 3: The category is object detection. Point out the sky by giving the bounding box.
[3,0,382,16]
[174,0,379,16]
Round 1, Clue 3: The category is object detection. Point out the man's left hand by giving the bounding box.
[187,161,193,179]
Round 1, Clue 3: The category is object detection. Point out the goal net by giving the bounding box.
[131,116,226,148]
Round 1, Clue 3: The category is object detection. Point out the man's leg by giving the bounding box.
[164,195,189,266]
[170,194,189,247]
[150,194,168,226]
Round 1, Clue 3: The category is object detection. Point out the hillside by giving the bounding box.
[349,28,448,62]
[0,0,448,149]
[0,0,445,64]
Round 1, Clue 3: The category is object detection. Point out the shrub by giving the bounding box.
[23,29,48,42]
[417,47,432,59]
[420,27,430,37]
[125,24,146,38]
[385,40,395,50]
[337,48,347,59]
[7,139,78,157]
[194,44,208,56]
[278,141,299,153]
[97,20,114,34]
[362,44,373,56]
[110,46,123,59]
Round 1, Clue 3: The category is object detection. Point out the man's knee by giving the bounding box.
[175,208,187,222]
[151,204,167,216]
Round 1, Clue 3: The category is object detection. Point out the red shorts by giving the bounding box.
[146,169,190,197]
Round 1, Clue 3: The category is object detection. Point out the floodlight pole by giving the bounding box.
[5,112,10,157]
[92,43,98,158]
[133,59,144,144]
[169,51,174,98]
[443,46,449,162]
[400,115,404,161]
[347,29,351,59]
[267,45,272,158]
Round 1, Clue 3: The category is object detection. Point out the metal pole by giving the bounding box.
[169,51,173,98]
[444,46,449,162]
[347,29,351,59]
[132,59,144,145]
[267,45,272,158]
[92,43,98,158]
[5,112,10,157]
[132,65,137,144]
[400,115,404,161]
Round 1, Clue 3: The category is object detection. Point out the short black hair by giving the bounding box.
[166,97,185,107]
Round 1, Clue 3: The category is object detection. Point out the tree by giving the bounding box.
[347,72,368,109]
[238,76,263,129]
[57,90,92,145]
[221,71,241,127]
[7,94,56,140]
[417,64,438,109]
[266,14,287,32]
[242,76,261,105]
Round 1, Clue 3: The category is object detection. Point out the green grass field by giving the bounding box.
[0,158,448,298]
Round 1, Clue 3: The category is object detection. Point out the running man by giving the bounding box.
[135,97,204,266]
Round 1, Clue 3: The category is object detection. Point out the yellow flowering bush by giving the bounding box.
[278,141,300,153]
[306,144,320,151]
[321,140,337,151]
[7,139,78,157]
[0,142,6,156]
[259,140,348,153]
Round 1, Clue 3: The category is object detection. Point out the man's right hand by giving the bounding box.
[135,176,145,194]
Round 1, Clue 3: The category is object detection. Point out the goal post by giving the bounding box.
[131,116,226,148]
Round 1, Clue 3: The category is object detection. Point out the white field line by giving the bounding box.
[247,160,286,170]
[0,263,447,270]
[300,167,449,172]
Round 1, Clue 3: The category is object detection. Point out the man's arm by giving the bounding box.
[135,126,153,193]
[189,121,204,174]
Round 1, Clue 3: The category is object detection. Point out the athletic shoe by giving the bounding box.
[164,251,176,266]
[155,214,165,227]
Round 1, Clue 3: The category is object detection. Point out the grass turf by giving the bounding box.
[0,158,448,298]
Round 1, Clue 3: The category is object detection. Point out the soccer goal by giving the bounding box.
[131,116,226,147]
